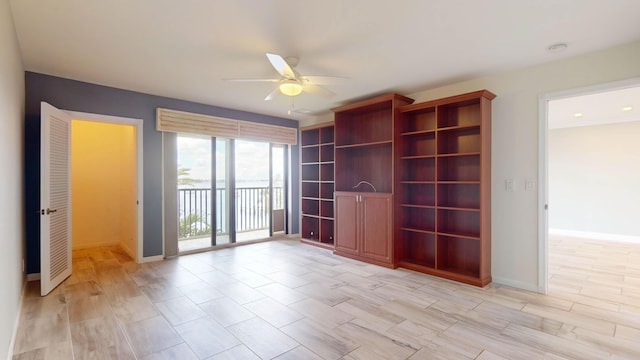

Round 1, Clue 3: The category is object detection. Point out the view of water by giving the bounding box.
[178,180,283,237]
[178,179,273,189]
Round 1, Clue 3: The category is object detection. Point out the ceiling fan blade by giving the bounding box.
[266,53,296,79]
[223,78,280,83]
[264,87,280,101]
[303,83,335,98]
[300,75,348,85]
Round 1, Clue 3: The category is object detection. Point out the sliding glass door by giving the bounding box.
[177,135,214,252]
[215,138,231,245]
[234,140,271,242]
[271,144,286,235]
[177,136,286,252]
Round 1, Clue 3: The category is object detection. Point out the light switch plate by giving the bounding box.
[525,179,536,191]
[505,179,515,192]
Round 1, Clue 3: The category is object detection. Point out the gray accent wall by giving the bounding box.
[25,72,299,273]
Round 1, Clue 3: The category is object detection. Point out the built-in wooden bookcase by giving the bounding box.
[300,90,494,286]
[394,90,495,286]
[300,123,335,249]
[333,93,414,267]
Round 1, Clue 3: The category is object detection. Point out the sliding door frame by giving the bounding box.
[173,136,289,254]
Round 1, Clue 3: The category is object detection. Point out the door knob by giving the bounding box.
[46,208,57,215]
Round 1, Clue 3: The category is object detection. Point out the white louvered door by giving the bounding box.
[40,102,72,296]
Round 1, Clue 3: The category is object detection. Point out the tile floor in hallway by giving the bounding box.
[11,236,640,359]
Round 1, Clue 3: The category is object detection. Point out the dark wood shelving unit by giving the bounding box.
[299,90,494,287]
[333,93,414,267]
[300,123,335,249]
[394,90,495,286]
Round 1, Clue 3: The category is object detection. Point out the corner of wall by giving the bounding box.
[1,0,27,357]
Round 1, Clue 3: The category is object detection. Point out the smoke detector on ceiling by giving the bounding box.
[548,43,568,53]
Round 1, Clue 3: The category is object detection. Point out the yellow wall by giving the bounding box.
[71,120,136,253]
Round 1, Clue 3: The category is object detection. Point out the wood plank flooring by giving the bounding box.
[12,236,640,359]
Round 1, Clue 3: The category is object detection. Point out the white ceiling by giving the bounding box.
[9,0,640,121]
[549,86,640,129]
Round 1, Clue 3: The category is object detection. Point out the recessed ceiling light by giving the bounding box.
[622,106,633,111]
[548,43,568,53]
[573,112,583,118]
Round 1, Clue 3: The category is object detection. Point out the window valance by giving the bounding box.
[156,108,297,145]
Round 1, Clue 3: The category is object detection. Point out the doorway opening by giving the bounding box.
[68,111,144,262]
[36,105,143,295]
[539,79,640,299]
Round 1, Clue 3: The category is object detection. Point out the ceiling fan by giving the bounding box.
[225,53,346,101]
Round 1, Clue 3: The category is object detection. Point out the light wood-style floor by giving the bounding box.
[11,236,640,359]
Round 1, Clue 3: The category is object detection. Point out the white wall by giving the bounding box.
[0,0,24,358]
[119,125,137,257]
[302,41,640,291]
[549,121,640,240]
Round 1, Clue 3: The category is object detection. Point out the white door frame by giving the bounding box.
[67,111,144,263]
[537,77,640,294]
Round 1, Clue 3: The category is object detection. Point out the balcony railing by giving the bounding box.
[179,186,284,239]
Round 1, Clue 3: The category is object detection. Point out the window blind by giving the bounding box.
[156,108,297,145]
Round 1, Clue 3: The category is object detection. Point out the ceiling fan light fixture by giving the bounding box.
[279,80,303,96]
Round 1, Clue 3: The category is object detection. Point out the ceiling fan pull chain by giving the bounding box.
[288,96,295,115]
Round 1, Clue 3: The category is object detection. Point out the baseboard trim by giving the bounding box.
[26,273,40,282]
[7,277,27,360]
[119,241,136,260]
[492,276,539,293]
[72,240,119,250]
[550,228,640,244]
[140,255,164,263]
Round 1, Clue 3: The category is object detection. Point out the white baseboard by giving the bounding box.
[72,240,119,250]
[7,278,27,360]
[140,255,164,263]
[26,273,40,282]
[492,276,539,293]
[119,241,136,260]
[550,228,640,244]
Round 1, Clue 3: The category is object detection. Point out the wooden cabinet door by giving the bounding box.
[334,192,359,256]
[360,193,393,264]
